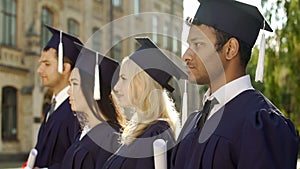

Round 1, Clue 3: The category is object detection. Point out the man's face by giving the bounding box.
[37,48,63,88]
[183,25,225,85]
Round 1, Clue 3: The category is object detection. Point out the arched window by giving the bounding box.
[67,19,79,37]
[41,7,53,49]
[1,86,17,141]
[1,0,16,46]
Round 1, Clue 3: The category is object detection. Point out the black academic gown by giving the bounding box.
[61,123,121,169]
[35,99,80,169]
[95,123,122,168]
[171,90,299,169]
[102,120,175,169]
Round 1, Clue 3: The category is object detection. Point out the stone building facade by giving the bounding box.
[0,0,200,158]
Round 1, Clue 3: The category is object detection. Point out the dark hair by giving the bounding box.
[214,28,252,67]
[189,18,253,67]
[43,47,75,69]
[78,69,124,130]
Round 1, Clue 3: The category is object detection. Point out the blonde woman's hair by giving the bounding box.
[120,57,180,145]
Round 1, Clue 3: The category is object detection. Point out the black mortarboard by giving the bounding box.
[191,0,273,48]
[129,37,188,92]
[74,42,120,100]
[44,25,83,73]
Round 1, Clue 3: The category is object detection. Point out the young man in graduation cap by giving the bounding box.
[171,0,299,169]
[34,25,82,169]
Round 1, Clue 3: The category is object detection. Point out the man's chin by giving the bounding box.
[188,76,208,85]
[187,75,198,84]
[41,81,48,86]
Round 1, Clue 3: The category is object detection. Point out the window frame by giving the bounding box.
[1,86,18,141]
[41,7,53,49]
[1,0,17,47]
[67,18,80,37]
[92,27,102,51]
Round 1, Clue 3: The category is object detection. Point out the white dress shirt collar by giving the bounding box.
[203,75,254,119]
[52,86,70,110]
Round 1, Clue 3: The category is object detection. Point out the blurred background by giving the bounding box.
[0,0,299,168]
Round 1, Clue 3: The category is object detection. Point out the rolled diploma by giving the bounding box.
[153,139,167,169]
[25,148,38,169]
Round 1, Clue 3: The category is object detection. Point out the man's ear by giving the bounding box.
[62,62,72,74]
[224,37,239,60]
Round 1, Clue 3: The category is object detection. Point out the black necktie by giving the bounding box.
[46,98,56,122]
[197,98,218,129]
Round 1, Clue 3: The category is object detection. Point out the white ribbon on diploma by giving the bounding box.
[24,148,38,169]
[153,139,167,169]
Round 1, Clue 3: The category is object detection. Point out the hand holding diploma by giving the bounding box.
[24,148,38,169]
[153,139,167,169]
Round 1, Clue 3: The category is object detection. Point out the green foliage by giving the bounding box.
[249,0,300,128]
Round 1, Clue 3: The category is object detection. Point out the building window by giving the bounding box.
[41,7,53,49]
[1,0,16,46]
[112,0,122,8]
[152,16,158,43]
[134,0,140,15]
[112,36,122,61]
[67,19,79,37]
[1,86,17,141]
[92,27,102,51]
[163,23,169,48]
[172,28,179,53]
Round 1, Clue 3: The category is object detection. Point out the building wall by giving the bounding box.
[0,0,200,156]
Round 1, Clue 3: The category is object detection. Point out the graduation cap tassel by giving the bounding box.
[58,30,63,73]
[181,80,188,125]
[255,21,266,82]
[94,52,101,100]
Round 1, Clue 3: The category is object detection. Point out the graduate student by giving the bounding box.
[61,44,124,169]
[170,0,299,169]
[102,37,187,169]
[35,25,82,169]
